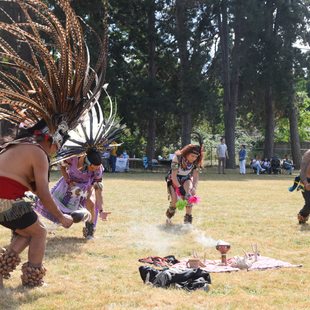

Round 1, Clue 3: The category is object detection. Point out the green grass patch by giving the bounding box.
[1,168,309,309]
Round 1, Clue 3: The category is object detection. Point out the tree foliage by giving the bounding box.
[1,0,309,163]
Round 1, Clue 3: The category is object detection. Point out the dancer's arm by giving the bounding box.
[60,163,70,183]
[93,183,110,220]
[32,150,73,228]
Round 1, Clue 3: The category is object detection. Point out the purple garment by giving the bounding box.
[35,157,103,223]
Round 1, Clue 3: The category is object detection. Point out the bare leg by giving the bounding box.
[85,198,96,224]
[183,180,193,215]
[15,219,47,266]
[8,234,31,254]
[85,188,97,224]
[166,186,177,223]
[83,189,96,239]
[169,186,177,208]
[185,205,192,215]
[1,234,30,289]
[183,180,193,224]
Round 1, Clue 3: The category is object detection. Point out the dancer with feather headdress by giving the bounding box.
[35,97,124,239]
[0,0,108,287]
[165,133,204,225]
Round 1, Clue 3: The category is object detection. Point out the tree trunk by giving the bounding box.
[263,87,274,159]
[176,0,192,146]
[181,113,192,146]
[146,0,157,162]
[284,0,301,169]
[218,0,236,168]
[263,0,276,160]
[146,113,156,163]
[288,101,301,169]
[227,0,242,168]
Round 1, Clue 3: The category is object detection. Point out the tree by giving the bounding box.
[145,0,157,162]
[216,0,244,168]
[62,0,310,161]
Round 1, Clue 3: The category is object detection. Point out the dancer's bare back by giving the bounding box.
[0,144,49,191]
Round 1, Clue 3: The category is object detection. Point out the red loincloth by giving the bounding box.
[0,176,28,199]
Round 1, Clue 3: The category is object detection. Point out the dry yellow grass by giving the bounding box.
[0,168,310,310]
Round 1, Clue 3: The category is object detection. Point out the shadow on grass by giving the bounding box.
[45,236,86,259]
[300,223,310,231]
[0,285,45,309]
[157,223,193,235]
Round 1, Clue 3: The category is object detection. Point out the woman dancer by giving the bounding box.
[165,134,203,224]
[35,149,109,239]
[36,96,123,239]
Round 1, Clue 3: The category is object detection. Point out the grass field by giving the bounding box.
[0,168,309,310]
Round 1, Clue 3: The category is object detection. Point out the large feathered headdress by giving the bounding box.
[0,0,108,145]
[54,87,125,164]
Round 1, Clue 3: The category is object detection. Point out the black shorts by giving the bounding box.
[0,210,38,230]
[166,173,192,187]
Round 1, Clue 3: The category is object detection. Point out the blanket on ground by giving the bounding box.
[173,255,302,273]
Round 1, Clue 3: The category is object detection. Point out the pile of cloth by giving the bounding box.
[138,255,180,267]
[138,255,211,291]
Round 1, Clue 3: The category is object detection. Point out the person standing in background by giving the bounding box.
[239,145,247,175]
[217,138,229,174]
[109,141,118,173]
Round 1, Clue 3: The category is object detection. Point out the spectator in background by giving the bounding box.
[168,153,175,160]
[250,156,266,175]
[262,158,271,174]
[122,150,129,172]
[122,150,129,159]
[282,154,294,175]
[102,151,110,172]
[239,144,247,175]
[217,137,229,174]
[270,156,282,174]
[109,141,118,173]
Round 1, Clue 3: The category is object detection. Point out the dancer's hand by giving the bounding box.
[67,180,76,187]
[305,183,310,191]
[190,187,196,196]
[64,177,75,187]
[60,214,73,228]
[99,211,111,221]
